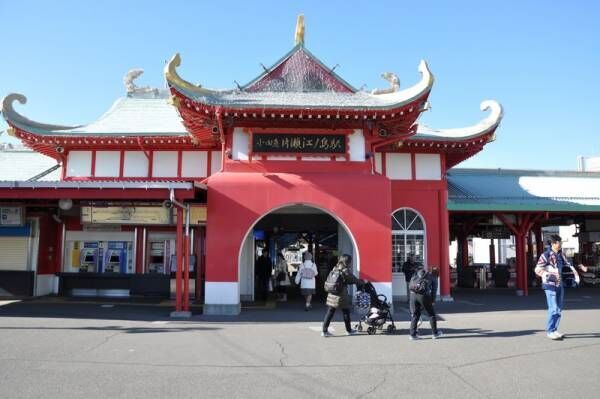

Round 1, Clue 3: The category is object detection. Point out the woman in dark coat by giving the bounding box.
[321,254,364,337]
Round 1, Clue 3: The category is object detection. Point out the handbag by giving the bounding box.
[276,271,286,282]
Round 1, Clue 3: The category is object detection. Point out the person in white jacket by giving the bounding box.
[295,252,318,311]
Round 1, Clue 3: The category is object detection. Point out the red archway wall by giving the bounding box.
[205,172,392,283]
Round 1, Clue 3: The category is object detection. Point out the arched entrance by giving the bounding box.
[238,204,359,304]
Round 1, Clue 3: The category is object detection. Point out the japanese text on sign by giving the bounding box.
[252,134,346,154]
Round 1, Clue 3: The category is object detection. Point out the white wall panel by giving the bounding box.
[415,153,441,180]
[181,151,207,177]
[152,151,178,177]
[66,151,92,177]
[232,128,249,161]
[123,151,148,177]
[210,151,222,175]
[94,151,120,177]
[348,129,365,161]
[374,153,383,173]
[385,153,411,180]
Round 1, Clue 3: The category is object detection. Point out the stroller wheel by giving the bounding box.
[356,324,363,332]
[367,326,376,335]
[386,324,396,334]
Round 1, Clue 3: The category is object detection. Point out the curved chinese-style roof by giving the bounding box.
[0,90,201,160]
[165,51,434,111]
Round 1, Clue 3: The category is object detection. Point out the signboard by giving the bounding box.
[0,207,24,226]
[81,206,172,225]
[252,133,346,154]
[81,205,207,225]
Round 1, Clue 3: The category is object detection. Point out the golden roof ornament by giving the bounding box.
[295,14,305,46]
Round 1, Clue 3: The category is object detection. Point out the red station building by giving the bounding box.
[0,18,503,315]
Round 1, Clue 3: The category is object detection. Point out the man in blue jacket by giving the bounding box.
[534,235,581,340]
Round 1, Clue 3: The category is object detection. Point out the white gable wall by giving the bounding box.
[66,151,92,177]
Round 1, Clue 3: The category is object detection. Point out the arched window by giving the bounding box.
[391,209,425,273]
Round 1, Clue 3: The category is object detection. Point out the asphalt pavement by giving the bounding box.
[1,288,599,399]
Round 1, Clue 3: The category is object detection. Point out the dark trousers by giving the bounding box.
[322,306,352,333]
[409,293,438,336]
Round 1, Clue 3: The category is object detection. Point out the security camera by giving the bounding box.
[56,146,65,153]
[162,200,173,209]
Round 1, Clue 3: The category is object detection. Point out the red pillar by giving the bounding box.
[460,235,469,269]
[175,208,184,312]
[515,233,527,295]
[439,189,451,298]
[489,240,496,268]
[534,225,543,259]
[183,215,190,312]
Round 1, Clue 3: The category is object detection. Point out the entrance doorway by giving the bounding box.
[238,204,358,304]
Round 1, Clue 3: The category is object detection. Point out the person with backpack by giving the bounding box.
[534,234,581,340]
[321,254,365,337]
[295,252,318,311]
[408,266,442,340]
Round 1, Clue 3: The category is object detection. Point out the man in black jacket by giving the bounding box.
[408,267,442,340]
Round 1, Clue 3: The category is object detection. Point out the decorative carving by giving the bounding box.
[123,69,159,96]
[164,53,220,96]
[371,72,400,95]
[1,93,79,131]
[295,14,305,46]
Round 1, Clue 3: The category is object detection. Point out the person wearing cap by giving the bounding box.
[534,234,581,340]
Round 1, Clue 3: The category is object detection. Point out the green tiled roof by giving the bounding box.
[448,168,600,212]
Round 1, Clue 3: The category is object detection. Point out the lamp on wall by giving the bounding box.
[58,198,73,211]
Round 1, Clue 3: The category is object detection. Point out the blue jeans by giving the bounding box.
[544,286,564,333]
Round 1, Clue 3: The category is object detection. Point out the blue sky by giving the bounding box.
[1,0,598,170]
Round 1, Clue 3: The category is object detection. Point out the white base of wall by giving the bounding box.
[35,275,58,296]
[205,282,240,305]
[204,282,241,315]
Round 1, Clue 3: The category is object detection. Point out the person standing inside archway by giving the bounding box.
[295,252,318,310]
[535,234,581,340]
[321,254,364,337]
[255,251,272,302]
[274,253,290,302]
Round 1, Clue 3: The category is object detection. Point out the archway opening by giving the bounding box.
[238,204,358,306]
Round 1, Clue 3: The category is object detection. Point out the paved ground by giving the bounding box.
[1,288,600,399]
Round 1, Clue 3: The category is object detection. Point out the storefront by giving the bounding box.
[0,17,504,314]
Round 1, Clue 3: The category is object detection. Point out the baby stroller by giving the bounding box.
[354,282,396,335]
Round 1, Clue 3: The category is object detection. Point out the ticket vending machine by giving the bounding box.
[100,241,131,273]
[77,242,99,273]
[147,239,176,274]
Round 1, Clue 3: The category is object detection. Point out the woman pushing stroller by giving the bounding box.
[321,254,365,337]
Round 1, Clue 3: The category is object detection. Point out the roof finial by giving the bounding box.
[295,14,305,46]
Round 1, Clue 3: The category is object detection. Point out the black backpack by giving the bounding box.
[409,270,430,295]
[324,267,344,294]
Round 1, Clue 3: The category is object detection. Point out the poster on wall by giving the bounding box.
[0,207,24,226]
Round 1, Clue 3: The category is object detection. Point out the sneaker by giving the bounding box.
[409,335,421,341]
[321,331,333,337]
[555,331,565,339]
[345,329,358,336]
[547,331,562,340]
[432,330,443,340]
